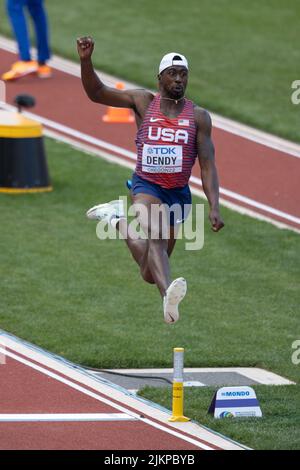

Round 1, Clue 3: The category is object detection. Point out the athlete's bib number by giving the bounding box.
[142,144,183,174]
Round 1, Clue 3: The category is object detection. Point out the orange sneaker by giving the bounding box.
[37,64,52,78]
[1,60,38,81]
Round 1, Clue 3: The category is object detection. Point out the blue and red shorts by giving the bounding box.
[131,172,192,226]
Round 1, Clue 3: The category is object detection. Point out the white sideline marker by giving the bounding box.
[0,343,6,365]
[0,413,136,422]
[0,80,5,102]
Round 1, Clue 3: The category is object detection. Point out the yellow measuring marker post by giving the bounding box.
[168,347,190,422]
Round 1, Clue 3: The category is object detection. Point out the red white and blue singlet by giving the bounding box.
[135,94,197,189]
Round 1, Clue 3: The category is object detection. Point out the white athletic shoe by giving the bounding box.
[86,199,125,223]
[163,277,187,324]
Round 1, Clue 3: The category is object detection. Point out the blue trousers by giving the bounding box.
[6,0,51,63]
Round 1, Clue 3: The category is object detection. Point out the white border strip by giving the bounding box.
[0,343,6,365]
[190,186,300,234]
[0,101,135,160]
[0,333,246,450]
[0,100,299,233]
[210,114,300,159]
[0,79,5,102]
[46,126,300,234]
[1,35,300,158]
[0,413,135,422]
[191,176,300,225]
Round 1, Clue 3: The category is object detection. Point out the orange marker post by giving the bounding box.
[102,82,135,123]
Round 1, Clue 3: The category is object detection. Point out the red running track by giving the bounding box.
[0,335,244,450]
[0,48,300,231]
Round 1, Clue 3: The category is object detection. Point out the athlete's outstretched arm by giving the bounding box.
[195,107,224,232]
[77,36,150,109]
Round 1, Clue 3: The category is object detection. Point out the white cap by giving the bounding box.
[159,52,188,74]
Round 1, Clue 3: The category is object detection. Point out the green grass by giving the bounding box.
[1,0,299,142]
[138,385,300,450]
[0,137,299,449]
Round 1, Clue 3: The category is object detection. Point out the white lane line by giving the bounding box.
[44,128,136,171]
[1,35,300,158]
[0,101,135,160]
[0,79,5,102]
[0,413,135,422]
[190,185,300,234]
[45,127,300,234]
[0,99,299,232]
[0,346,216,450]
[191,175,300,225]
[0,343,6,365]
[210,114,300,159]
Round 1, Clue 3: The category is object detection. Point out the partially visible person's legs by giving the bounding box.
[27,0,51,64]
[2,0,51,80]
[6,0,31,61]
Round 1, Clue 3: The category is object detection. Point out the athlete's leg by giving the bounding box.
[116,194,177,286]
[115,193,160,285]
[131,193,174,297]
[86,193,178,293]
[27,0,51,63]
[117,193,150,266]
[116,217,154,281]
[86,195,185,322]
[140,225,177,284]
[6,0,31,61]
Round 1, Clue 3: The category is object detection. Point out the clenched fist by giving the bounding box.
[77,36,94,60]
[209,209,224,232]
